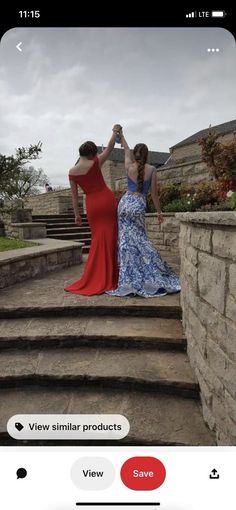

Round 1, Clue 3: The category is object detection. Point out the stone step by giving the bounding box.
[159,254,180,265]
[33,212,87,217]
[0,316,186,351]
[34,218,89,224]
[0,301,182,320]
[36,218,90,230]
[167,265,180,276]
[0,262,182,319]
[0,386,215,445]
[46,220,88,224]
[47,234,91,243]
[158,252,180,267]
[47,228,91,237]
[0,347,198,397]
[37,220,88,226]
[47,224,90,231]
[33,214,87,220]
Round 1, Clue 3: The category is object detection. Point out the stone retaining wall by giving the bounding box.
[157,159,211,185]
[0,240,83,289]
[0,207,46,239]
[24,189,84,215]
[145,213,180,252]
[9,223,47,239]
[178,211,236,445]
[110,160,211,192]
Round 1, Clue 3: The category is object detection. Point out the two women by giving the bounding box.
[64,126,180,297]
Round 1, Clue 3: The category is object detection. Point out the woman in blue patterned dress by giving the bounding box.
[107,130,181,298]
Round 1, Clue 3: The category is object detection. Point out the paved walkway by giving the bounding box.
[0,252,180,311]
[0,254,215,446]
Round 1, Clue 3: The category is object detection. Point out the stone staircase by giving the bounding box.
[33,208,91,254]
[0,257,215,446]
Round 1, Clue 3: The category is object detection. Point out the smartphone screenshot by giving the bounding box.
[0,5,235,509]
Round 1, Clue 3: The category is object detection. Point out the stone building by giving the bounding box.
[23,119,236,215]
[97,146,169,192]
[157,119,236,185]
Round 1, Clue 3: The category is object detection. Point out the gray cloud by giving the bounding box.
[0,27,235,187]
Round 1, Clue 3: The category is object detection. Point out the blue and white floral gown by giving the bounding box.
[107,174,181,298]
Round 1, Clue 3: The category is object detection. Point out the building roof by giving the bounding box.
[97,146,169,166]
[161,154,202,169]
[170,119,236,150]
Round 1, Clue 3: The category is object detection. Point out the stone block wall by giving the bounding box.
[100,160,114,190]
[171,132,234,161]
[24,189,84,215]
[10,223,47,239]
[157,159,212,185]
[101,161,125,191]
[178,211,236,445]
[1,208,33,238]
[145,213,180,252]
[161,132,236,186]
[103,159,213,190]
[0,242,83,289]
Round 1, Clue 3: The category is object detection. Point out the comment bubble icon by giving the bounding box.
[16,468,27,479]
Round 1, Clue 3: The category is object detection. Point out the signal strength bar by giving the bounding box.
[186,11,196,18]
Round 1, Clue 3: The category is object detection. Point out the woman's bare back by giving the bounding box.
[69,158,95,177]
[127,162,154,183]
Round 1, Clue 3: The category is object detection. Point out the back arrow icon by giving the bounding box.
[16,42,22,52]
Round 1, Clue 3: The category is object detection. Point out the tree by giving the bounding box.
[0,142,50,200]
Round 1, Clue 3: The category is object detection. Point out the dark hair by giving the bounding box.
[79,141,98,157]
[133,143,148,192]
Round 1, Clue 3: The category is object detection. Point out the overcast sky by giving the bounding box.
[0,27,235,188]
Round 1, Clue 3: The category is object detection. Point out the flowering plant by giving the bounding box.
[226,190,236,210]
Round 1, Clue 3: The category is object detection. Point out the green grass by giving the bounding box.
[0,237,41,252]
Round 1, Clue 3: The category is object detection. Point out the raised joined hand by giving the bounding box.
[112,124,122,133]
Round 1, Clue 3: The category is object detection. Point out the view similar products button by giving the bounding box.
[120,457,166,490]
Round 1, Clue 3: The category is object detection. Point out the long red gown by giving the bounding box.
[64,156,118,295]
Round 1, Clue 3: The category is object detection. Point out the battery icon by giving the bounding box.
[211,10,226,17]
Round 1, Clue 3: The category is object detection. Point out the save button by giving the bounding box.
[120,456,166,490]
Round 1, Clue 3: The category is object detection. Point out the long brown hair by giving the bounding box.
[133,143,148,192]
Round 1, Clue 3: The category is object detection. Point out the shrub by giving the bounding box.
[114,179,231,213]
[163,197,195,212]
[179,183,195,199]
[198,129,236,199]
[227,190,236,210]
[191,182,218,207]
[160,181,219,212]
[215,176,236,201]
[197,202,232,212]
[158,182,180,207]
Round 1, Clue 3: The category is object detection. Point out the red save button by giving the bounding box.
[120,457,166,490]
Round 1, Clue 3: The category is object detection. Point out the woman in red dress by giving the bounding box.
[64,125,121,295]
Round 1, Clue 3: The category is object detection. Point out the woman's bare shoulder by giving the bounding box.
[69,164,80,175]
